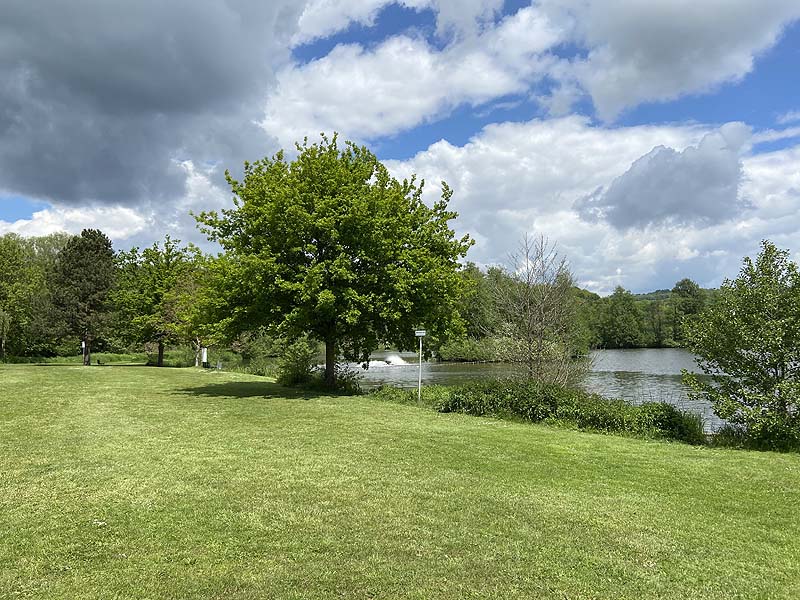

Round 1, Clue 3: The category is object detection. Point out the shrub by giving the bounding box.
[684,240,800,451]
[369,385,452,408]
[276,337,318,386]
[432,379,705,444]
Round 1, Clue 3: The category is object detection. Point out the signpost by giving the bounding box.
[415,329,426,403]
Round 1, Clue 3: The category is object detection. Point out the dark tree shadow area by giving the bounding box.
[178,381,319,400]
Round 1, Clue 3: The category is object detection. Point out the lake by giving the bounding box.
[351,348,724,432]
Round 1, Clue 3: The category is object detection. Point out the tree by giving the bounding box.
[670,277,705,344]
[112,236,200,366]
[492,234,585,385]
[0,235,26,360]
[683,241,800,449]
[53,229,116,365]
[0,234,63,359]
[456,262,501,338]
[195,134,472,386]
[598,286,645,348]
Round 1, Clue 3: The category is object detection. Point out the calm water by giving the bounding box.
[352,348,723,431]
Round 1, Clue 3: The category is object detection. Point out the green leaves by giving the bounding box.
[195,134,472,383]
[683,240,800,449]
[110,236,206,362]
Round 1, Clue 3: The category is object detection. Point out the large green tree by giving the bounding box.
[683,241,800,449]
[53,229,116,365]
[196,134,472,385]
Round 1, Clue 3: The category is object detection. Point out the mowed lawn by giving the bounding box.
[1,365,799,599]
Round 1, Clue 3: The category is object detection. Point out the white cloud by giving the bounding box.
[292,0,502,45]
[386,117,800,294]
[0,206,147,239]
[538,0,800,120]
[777,110,800,125]
[751,126,800,145]
[264,6,563,146]
[273,1,800,147]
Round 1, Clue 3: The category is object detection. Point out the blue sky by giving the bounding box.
[2,0,800,293]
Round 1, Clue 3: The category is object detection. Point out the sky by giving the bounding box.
[1,0,799,294]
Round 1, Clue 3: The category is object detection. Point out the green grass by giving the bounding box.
[1,365,799,599]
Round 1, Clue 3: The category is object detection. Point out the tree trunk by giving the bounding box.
[194,338,201,367]
[325,339,336,387]
[83,334,90,366]
[157,341,165,367]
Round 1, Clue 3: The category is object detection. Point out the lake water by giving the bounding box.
[352,348,723,432]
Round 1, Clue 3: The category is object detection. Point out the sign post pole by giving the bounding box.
[415,330,426,404]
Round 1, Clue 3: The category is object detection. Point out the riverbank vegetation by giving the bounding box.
[371,380,706,445]
[2,364,799,599]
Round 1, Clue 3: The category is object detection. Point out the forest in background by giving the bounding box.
[0,230,711,363]
[437,262,713,362]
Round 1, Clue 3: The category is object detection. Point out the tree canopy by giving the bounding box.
[683,240,800,449]
[195,134,472,385]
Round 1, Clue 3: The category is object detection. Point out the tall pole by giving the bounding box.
[418,335,423,404]
[415,329,426,404]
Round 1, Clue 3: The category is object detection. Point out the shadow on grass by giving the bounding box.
[178,381,319,400]
[30,363,157,369]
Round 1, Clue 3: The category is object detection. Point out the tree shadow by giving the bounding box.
[177,381,318,400]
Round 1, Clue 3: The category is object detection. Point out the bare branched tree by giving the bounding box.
[493,233,587,385]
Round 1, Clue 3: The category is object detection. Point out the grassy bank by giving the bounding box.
[1,364,799,599]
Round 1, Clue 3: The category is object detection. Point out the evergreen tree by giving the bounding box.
[53,229,116,365]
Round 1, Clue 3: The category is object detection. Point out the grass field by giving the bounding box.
[1,365,799,599]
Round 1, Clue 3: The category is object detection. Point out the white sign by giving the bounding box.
[415,330,426,337]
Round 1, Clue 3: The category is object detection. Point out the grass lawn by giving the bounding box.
[1,365,799,599]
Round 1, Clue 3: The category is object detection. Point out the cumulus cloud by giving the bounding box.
[576,122,752,229]
[0,206,147,239]
[385,117,704,276]
[538,0,800,119]
[0,0,305,207]
[386,118,800,294]
[264,6,562,145]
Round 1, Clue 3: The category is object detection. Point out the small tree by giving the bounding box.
[683,240,800,449]
[493,234,585,385]
[195,134,472,386]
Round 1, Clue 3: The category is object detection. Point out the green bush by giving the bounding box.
[276,338,318,386]
[369,385,452,408]
[415,379,705,444]
[713,417,800,452]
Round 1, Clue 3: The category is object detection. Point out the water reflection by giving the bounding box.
[353,348,723,432]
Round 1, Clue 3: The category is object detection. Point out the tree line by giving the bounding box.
[438,264,712,362]
[0,227,712,365]
[0,230,209,365]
